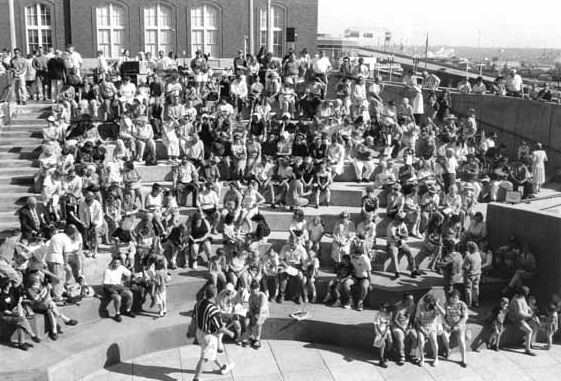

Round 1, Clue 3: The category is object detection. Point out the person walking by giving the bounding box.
[192,285,235,381]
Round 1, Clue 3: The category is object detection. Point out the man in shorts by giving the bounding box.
[192,285,235,381]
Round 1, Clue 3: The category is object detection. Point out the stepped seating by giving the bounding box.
[0,270,520,381]
[0,103,517,380]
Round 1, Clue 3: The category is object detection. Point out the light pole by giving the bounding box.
[389,55,395,82]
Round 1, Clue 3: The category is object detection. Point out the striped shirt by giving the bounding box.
[422,74,441,90]
[194,299,223,334]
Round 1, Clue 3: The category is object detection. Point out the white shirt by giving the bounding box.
[103,265,131,285]
[312,57,332,74]
[45,233,72,264]
[351,253,372,278]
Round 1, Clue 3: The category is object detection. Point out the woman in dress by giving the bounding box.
[230,134,247,180]
[314,162,332,208]
[245,135,262,178]
[531,142,547,193]
[163,96,183,163]
[415,293,445,367]
[327,135,345,177]
[122,161,143,208]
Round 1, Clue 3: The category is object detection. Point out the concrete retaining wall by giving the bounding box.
[487,203,561,300]
[380,84,561,178]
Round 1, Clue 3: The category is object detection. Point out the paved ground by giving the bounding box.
[84,339,561,381]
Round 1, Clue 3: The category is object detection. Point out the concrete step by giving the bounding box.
[0,151,40,160]
[0,145,42,154]
[0,167,36,177]
[0,138,42,146]
[0,158,38,168]
[9,118,49,126]
[1,130,43,139]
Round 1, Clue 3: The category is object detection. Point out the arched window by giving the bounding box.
[190,4,219,57]
[260,6,285,57]
[144,3,174,56]
[96,3,126,58]
[25,3,52,54]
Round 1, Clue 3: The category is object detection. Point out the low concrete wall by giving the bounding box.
[380,84,561,177]
[487,203,561,300]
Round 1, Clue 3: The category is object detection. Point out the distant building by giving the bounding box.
[343,27,388,48]
[0,0,318,58]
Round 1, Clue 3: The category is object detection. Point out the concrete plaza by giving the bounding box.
[85,339,561,381]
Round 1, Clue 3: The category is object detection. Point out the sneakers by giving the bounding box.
[379,360,388,368]
[192,262,198,270]
[18,343,32,351]
[220,362,235,375]
[65,319,78,326]
[343,304,351,309]
[356,301,364,311]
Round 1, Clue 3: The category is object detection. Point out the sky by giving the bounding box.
[318,0,561,49]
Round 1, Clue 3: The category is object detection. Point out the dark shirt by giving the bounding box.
[0,286,22,313]
[262,140,278,157]
[47,57,66,80]
[249,120,266,137]
[292,142,309,157]
[150,82,164,97]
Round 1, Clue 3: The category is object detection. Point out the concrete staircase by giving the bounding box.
[0,103,49,236]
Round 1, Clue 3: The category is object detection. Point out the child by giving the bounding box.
[307,216,325,260]
[323,254,354,306]
[544,303,559,350]
[374,302,393,368]
[152,257,169,317]
[238,180,266,232]
[162,190,180,234]
[112,229,136,270]
[472,297,509,352]
[304,249,320,303]
[208,248,228,290]
[260,249,280,302]
[246,279,269,349]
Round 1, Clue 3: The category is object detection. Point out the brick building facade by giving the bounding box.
[0,0,318,59]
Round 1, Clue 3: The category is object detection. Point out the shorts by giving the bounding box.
[196,328,219,361]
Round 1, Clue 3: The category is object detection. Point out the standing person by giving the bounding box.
[192,285,236,381]
[472,297,509,352]
[246,280,269,349]
[45,225,76,302]
[440,290,469,368]
[531,142,547,193]
[311,51,332,99]
[63,45,83,78]
[10,48,28,105]
[79,191,104,258]
[463,241,482,307]
[47,50,66,103]
[507,286,537,356]
[33,46,49,101]
[437,239,463,296]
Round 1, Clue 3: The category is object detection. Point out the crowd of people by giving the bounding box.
[0,43,557,378]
